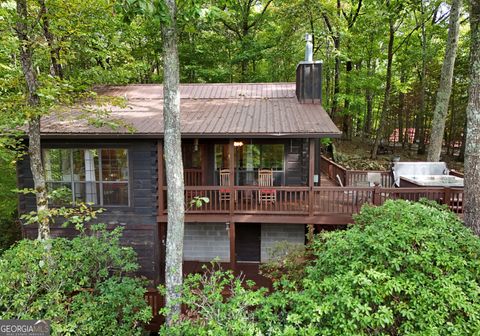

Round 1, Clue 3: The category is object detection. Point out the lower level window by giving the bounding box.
[43,148,129,206]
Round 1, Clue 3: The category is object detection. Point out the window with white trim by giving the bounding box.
[43,148,129,206]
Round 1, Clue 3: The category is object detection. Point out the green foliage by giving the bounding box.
[0,153,21,252]
[20,200,104,233]
[259,241,310,284]
[0,226,151,335]
[155,201,480,335]
[258,200,480,335]
[159,263,267,336]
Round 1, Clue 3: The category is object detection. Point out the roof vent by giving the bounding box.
[296,33,322,104]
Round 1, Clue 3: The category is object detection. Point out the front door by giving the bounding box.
[235,223,261,262]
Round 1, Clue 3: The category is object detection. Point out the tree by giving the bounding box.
[161,0,186,324]
[427,0,462,162]
[464,0,480,234]
[15,0,50,240]
[371,0,396,159]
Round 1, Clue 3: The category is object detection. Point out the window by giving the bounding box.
[43,148,129,206]
[215,144,284,170]
[214,143,285,185]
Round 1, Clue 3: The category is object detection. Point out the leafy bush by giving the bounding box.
[0,155,20,252]
[259,241,311,284]
[0,225,151,335]
[258,200,480,335]
[159,264,266,336]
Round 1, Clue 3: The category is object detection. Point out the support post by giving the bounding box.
[229,222,236,270]
[372,185,382,206]
[309,139,315,217]
[444,187,452,208]
[229,140,235,216]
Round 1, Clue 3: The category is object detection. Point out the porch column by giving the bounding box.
[229,221,236,270]
[228,140,235,216]
[308,139,315,217]
[228,140,236,270]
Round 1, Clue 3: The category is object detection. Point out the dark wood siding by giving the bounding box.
[18,139,159,283]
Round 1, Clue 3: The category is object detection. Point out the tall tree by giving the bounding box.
[15,0,50,240]
[162,0,185,324]
[427,0,462,161]
[371,0,395,159]
[464,0,480,234]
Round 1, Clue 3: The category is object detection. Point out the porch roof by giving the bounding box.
[40,83,341,139]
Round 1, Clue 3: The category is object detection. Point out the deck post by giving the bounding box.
[444,187,452,208]
[229,221,236,270]
[372,185,382,206]
[309,139,315,217]
[157,140,164,216]
[228,140,235,217]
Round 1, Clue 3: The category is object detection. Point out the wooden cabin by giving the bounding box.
[16,63,464,290]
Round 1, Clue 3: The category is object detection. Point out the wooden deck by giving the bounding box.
[157,156,464,224]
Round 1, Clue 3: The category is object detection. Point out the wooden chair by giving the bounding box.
[258,169,276,203]
[219,169,232,201]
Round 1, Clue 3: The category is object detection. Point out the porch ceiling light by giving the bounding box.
[234,141,244,147]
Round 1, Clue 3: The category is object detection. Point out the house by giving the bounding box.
[16,43,352,285]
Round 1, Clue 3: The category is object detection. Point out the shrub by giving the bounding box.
[259,241,311,284]
[0,225,151,335]
[159,264,267,336]
[258,200,480,335]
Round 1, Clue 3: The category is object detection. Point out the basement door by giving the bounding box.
[235,223,261,262]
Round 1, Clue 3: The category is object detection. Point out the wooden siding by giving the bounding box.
[18,139,159,283]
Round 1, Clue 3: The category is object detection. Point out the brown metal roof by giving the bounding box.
[41,83,341,138]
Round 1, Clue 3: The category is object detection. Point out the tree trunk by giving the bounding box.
[16,0,50,240]
[342,60,353,139]
[371,10,394,159]
[446,76,456,156]
[364,56,374,138]
[427,0,461,161]
[161,0,185,323]
[417,3,428,154]
[330,36,340,119]
[464,0,480,234]
[38,0,63,79]
[398,71,406,147]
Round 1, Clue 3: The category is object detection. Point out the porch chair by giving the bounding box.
[219,169,232,201]
[258,169,276,203]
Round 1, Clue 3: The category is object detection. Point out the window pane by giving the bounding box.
[103,183,128,206]
[261,144,284,170]
[72,149,99,182]
[101,149,128,181]
[74,182,100,205]
[44,149,71,181]
[215,144,229,170]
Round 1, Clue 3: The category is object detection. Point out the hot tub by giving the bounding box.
[400,175,464,187]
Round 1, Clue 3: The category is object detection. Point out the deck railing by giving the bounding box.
[184,168,203,186]
[320,155,393,187]
[320,155,347,185]
[160,185,464,216]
